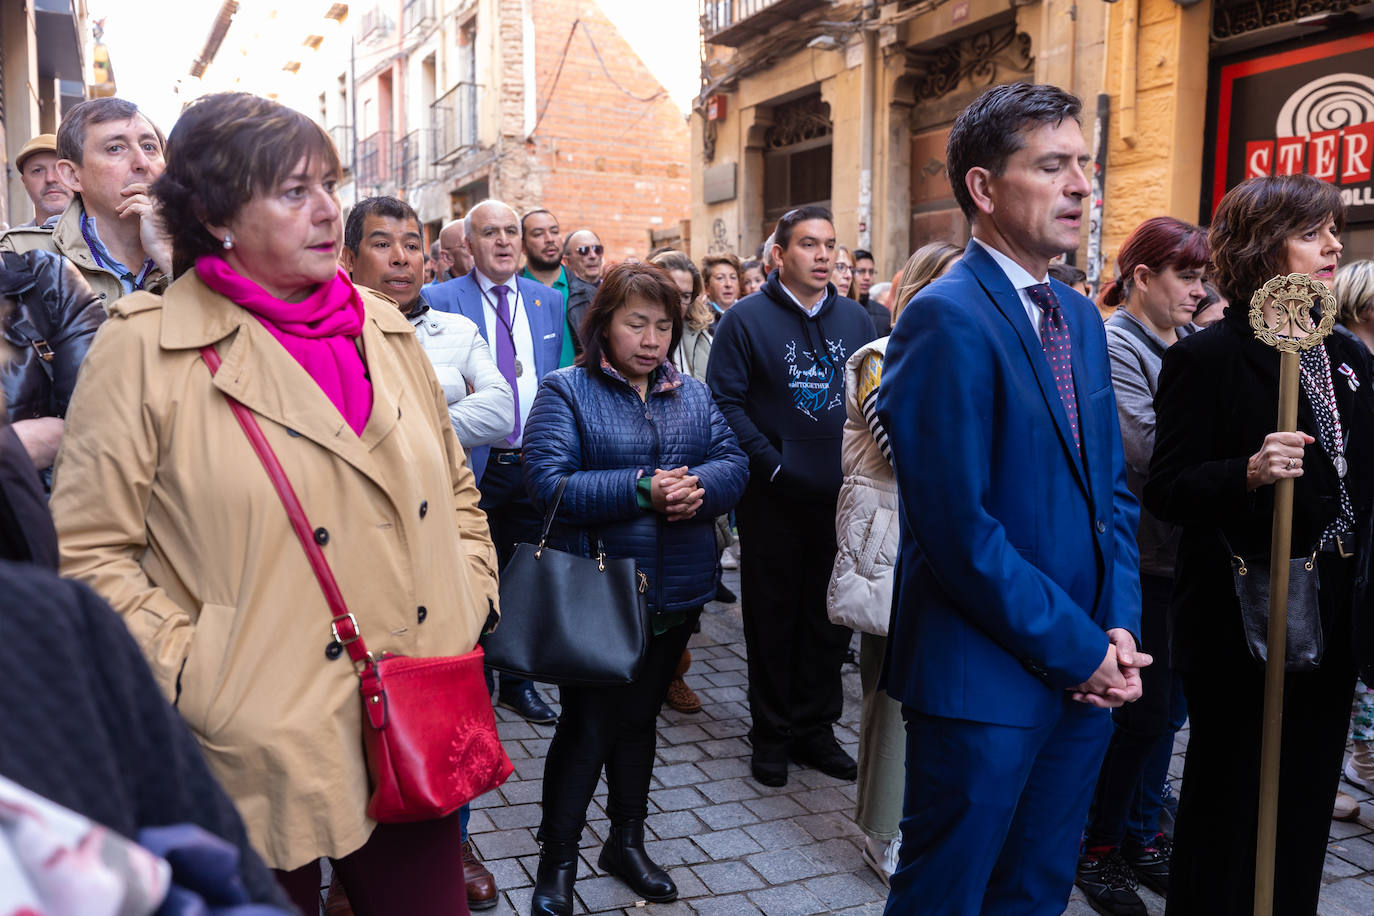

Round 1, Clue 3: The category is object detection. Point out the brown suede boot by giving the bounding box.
[323,874,354,916]
[665,649,701,713]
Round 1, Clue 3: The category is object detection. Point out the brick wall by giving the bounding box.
[524,0,690,261]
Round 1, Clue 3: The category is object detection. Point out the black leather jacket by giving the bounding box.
[565,273,598,356]
[1,249,105,422]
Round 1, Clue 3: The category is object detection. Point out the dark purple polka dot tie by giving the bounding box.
[1027,282,1080,453]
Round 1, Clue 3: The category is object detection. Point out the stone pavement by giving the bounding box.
[456,567,1374,916]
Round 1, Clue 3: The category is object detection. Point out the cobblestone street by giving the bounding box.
[459,569,1374,916]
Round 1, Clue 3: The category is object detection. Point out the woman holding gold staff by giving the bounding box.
[1145,174,1373,914]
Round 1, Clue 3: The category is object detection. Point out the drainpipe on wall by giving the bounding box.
[1086,92,1110,294]
[857,0,878,253]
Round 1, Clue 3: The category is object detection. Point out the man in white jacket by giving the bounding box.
[342,196,514,454]
[340,196,513,913]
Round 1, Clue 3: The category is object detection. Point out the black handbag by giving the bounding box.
[1226,537,1324,672]
[483,477,650,686]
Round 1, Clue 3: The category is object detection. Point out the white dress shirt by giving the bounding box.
[475,269,538,448]
[968,237,1049,343]
[777,279,826,317]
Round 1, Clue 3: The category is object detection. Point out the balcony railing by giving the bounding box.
[358,6,392,42]
[328,124,355,174]
[700,0,828,46]
[402,0,436,36]
[358,130,393,189]
[430,81,478,164]
[396,129,436,186]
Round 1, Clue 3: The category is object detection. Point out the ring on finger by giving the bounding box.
[1287,457,1296,470]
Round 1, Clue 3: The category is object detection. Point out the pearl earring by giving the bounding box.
[222,234,233,250]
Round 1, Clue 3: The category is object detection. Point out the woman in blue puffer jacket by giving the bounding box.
[521,261,748,916]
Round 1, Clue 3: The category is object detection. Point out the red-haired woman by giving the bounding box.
[1075,216,1208,913]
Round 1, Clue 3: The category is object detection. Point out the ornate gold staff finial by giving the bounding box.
[1248,272,1337,353]
[1248,271,1335,916]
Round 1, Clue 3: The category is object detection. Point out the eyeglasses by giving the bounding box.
[576,245,604,257]
[834,264,853,274]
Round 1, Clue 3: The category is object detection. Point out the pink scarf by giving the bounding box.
[196,256,373,435]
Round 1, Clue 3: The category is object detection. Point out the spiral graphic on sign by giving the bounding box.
[1275,73,1374,137]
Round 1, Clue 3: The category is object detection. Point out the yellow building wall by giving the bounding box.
[1099,0,1211,278]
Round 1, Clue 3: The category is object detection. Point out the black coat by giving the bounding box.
[564,273,598,356]
[1144,307,1374,676]
[0,249,105,423]
[0,561,288,907]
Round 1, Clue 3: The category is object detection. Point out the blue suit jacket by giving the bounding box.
[426,269,565,483]
[877,241,1141,728]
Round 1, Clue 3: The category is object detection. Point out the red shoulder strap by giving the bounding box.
[199,346,372,667]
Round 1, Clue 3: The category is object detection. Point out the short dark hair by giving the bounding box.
[1047,262,1086,287]
[57,97,164,165]
[946,83,1082,220]
[521,207,555,236]
[774,206,834,250]
[1209,174,1345,308]
[153,92,341,276]
[576,262,684,379]
[344,196,421,254]
[853,249,874,263]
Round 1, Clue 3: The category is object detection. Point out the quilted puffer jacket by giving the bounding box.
[522,362,748,613]
[1,249,104,423]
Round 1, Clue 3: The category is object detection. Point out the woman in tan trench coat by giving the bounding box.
[49,93,496,916]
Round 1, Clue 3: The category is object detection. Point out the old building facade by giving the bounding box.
[1,0,94,228]
[346,0,690,257]
[693,0,1374,286]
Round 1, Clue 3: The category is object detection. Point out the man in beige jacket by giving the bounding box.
[1,98,170,306]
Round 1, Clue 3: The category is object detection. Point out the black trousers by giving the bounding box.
[736,489,851,759]
[1087,572,1179,847]
[1167,554,1357,915]
[478,456,544,694]
[538,609,701,844]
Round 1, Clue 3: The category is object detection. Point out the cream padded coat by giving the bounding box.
[50,271,500,870]
[826,338,899,636]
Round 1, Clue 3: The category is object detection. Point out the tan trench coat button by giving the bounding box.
[325,641,343,660]
[417,605,428,623]
[314,527,329,545]
[419,500,428,518]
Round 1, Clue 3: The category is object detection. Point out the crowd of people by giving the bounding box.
[1,79,1372,916]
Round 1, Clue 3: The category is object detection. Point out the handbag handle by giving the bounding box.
[199,346,374,669]
[534,477,570,555]
[533,477,610,569]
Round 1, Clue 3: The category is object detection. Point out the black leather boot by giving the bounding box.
[597,820,677,902]
[530,840,579,916]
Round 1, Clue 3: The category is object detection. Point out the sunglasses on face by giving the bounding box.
[576,245,604,257]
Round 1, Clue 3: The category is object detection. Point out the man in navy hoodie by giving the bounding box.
[707,206,876,787]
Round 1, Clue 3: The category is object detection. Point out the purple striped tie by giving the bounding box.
[1027,282,1079,453]
[494,284,520,445]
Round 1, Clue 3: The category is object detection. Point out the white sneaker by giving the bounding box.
[1347,754,1374,792]
[862,836,900,887]
[720,544,739,570]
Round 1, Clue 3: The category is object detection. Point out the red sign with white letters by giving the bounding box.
[1210,30,1374,222]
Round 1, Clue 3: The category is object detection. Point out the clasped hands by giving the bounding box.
[649,466,704,522]
[1069,628,1153,708]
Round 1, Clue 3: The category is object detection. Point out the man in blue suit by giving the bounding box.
[876,83,1150,914]
[427,198,565,726]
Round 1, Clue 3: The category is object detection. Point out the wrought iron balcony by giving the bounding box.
[430,81,479,165]
[358,130,393,189]
[328,124,355,175]
[699,0,829,47]
[402,0,437,36]
[358,6,392,43]
[396,129,436,186]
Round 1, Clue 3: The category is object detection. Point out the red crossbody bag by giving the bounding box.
[200,346,512,823]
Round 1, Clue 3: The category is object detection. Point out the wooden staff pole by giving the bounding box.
[1253,348,1299,916]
